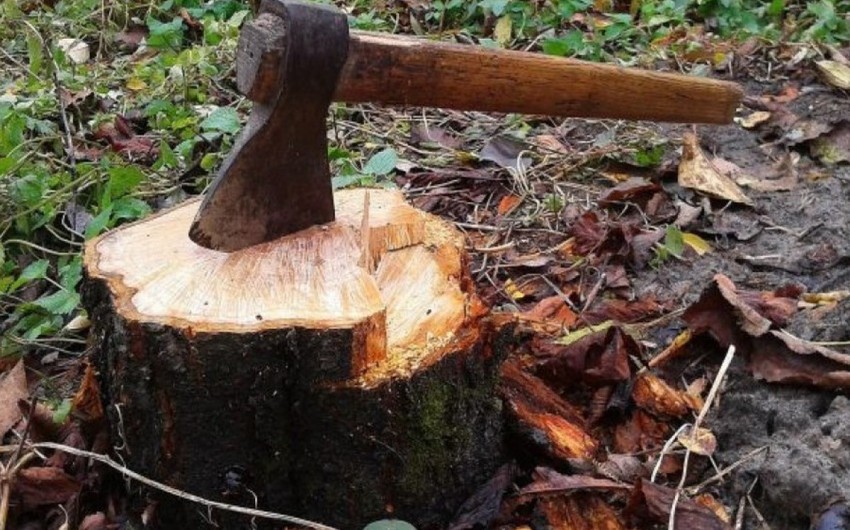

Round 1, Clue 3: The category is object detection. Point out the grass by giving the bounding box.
[1,0,849,360]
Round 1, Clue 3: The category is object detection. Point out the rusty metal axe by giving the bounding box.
[189,0,743,252]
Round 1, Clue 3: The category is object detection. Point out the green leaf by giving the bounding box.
[19,259,49,281]
[200,107,241,134]
[85,205,113,239]
[200,152,219,171]
[58,257,82,291]
[363,148,398,176]
[108,166,145,198]
[10,173,46,206]
[542,30,585,57]
[26,32,43,76]
[664,225,685,257]
[52,398,72,425]
[34,289,80,315]
[479,0,509,16]
[112,197,151,221]
[146,17,185,49]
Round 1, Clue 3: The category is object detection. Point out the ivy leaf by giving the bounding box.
[108,166,145,198]
[34,289,80,315]
[15,259,49,285]
[200,107,241,134]
[112,197,151,221]
[363,148,398,176]
[146,17,185,49]
[85,205,113,239]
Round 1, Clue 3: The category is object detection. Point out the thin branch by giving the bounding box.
[30,442,337,530]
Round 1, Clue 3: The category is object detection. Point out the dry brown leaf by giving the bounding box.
[815,59,850,89]
[73,363,104,423]
[534,134,568,153]
[0,360,28,437]
[736,111,771,129]
[14,467,81,505]
[627,479,732,530]
[678,133,753,205]
[694,493,731,524]
[448,463,517,530]
[678,425,717,456]
[497,194,522,215]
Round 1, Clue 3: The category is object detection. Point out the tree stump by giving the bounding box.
[82,189,505,528]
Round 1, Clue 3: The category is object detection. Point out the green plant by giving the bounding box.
[332,147,399,189]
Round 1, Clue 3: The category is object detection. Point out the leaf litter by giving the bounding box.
[4,4,850,530]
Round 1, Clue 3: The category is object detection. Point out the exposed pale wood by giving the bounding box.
[83,189,506,528]
[85,189,466,379]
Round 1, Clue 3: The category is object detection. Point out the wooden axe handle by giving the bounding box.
[239,14,742,124]
[337,33,742,124]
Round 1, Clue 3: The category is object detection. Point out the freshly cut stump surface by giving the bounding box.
[83,188,504,528]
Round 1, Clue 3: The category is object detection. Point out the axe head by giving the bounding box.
[188,0,349,252]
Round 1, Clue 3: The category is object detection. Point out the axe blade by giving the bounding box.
[188,0,349,252]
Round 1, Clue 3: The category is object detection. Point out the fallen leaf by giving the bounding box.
[534,327,635,388]
[497,194,522,215]
[694,494,731,524]
[598,177,662,207]
[736,111,771,129]
[534,134,568,153]
[815,59,850,89]
[449,464,517,530]
[678,133,752,205]
[73,363,104,424]
[57,38,89,64]
[682,232,712,255]
[735,152,800,191]
[627,479,732,530]
[749,330,850,390]
[0,360,28,437]
[760,84,800,104]
[809,121,850,165]
[126,77,147,91]
[677,425,717,456]
[115,25,147,50]
[525,296,578,328]
[494,15,512,46]
[410,123,462,149]
[14,467,81,505]
[504,278,525,300]
[479,136,531,171]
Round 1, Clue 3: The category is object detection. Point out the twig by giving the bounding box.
[29,442,337,530]
[667,345,736,530]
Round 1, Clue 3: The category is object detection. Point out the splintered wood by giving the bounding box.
[85,188,474,380]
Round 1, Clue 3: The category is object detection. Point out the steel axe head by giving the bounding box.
[188,0,349,252]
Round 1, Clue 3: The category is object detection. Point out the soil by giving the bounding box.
[619,87,850,527]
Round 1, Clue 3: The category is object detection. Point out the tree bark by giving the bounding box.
[82,189,505,528]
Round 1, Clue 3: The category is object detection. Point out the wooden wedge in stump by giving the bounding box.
[83,189,505,527]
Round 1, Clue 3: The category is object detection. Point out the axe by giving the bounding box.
[189,0,743,252]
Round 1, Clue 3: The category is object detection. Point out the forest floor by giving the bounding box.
[2,0,850,529]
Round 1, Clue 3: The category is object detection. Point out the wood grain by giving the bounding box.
[337,32,743,124]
